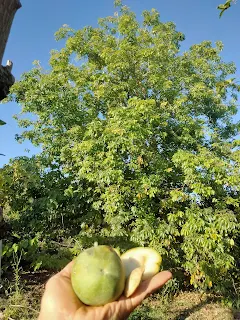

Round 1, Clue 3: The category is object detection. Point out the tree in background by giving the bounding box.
[3,1,240,292]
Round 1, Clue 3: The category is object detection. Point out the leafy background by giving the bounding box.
[1,0,240,166]
[1,0,240,319]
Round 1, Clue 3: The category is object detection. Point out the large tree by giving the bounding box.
[0,0,21,101]
[6,2,240,290]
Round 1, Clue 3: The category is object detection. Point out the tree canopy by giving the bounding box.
[2,2,240,291]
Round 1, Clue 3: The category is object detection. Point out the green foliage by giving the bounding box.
[2,3,240,294]
[0,156,91,238]
[218,0,235,17]
[2,235,72,272]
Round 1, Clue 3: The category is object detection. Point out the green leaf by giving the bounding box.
[217,0,232,17]
[12,243,19,253]
[0,119,6,126]
[32,260,43,271]
[114,0,122,7]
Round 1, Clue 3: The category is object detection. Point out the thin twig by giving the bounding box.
[50,240,74,249]
[9,304,39,314]
[232,277,239,296]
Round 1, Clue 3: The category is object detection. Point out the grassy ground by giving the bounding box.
[130,292,239,320]
[0,270,52,320]
[1,271,239,320]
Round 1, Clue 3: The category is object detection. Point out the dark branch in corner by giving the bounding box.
[0,60,15,100]
[0,0,22,101]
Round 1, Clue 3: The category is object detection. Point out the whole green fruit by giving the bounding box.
[71,245,125,306]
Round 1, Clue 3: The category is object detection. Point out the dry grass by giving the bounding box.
[166,292,235,320]
[0,270,50,320]
[130,291,239,320]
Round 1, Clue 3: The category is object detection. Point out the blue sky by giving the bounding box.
[1,0,240,167]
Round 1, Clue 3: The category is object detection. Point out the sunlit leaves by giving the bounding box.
[6,3,240,290]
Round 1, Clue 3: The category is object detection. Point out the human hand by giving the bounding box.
[38,260,172,320]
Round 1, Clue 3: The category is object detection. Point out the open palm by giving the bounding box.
[38,261,172,320]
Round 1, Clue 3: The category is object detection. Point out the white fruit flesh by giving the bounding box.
[124,266,144,298]
[121,247,162,281]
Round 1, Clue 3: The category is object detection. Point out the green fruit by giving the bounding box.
[71,245,125,306]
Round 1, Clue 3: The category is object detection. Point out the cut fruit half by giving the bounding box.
[124,266,144,298]
[121,247,162,281]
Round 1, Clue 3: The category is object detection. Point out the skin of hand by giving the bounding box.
[38,261,172,320]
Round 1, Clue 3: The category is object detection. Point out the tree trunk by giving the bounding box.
[0,0,21,101]
[0,0,21,65]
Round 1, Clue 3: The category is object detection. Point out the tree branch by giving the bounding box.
[0,0,21,100]
[0,62,15,100]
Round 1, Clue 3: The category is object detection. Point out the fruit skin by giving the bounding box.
[121,247,162,281]
[71,245,125,306]
[113,247,121,256]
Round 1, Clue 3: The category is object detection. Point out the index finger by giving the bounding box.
[59,260,75,278]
